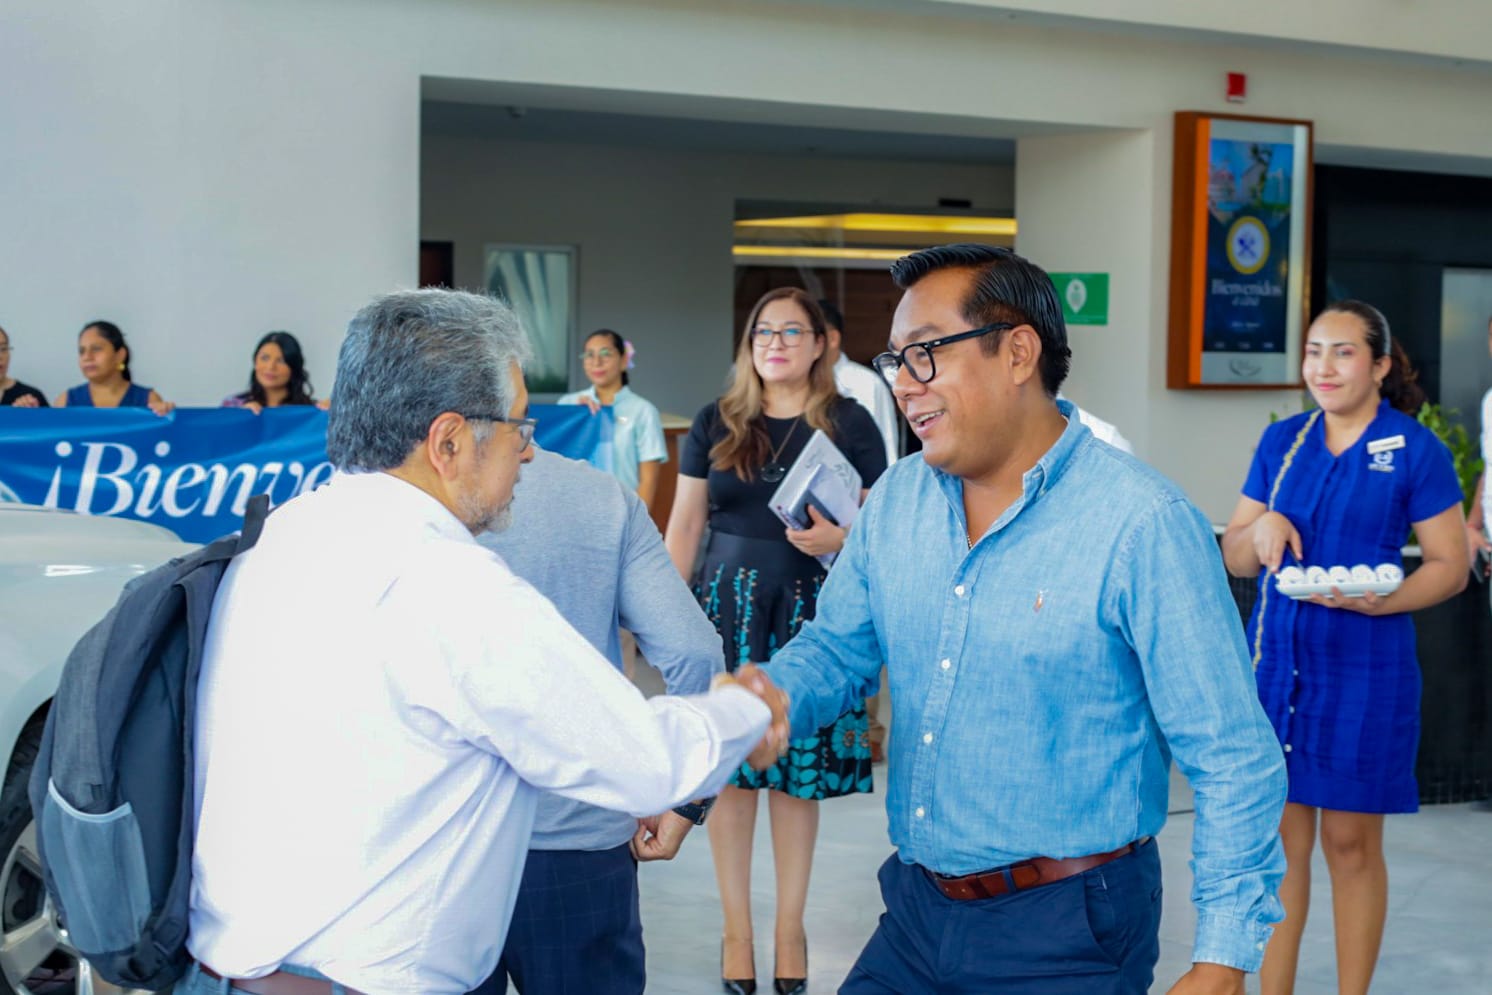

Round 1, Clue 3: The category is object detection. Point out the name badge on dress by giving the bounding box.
[1366,435,1405,455]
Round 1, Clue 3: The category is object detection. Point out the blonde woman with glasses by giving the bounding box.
[666,288,887,995]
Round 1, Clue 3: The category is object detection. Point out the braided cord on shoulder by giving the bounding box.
[1251,410,1322,670]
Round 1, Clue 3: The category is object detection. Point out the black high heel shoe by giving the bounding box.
[773,936,807,995]
[722,938,757,995]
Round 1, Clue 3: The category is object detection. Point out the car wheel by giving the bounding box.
[0,724,137,995]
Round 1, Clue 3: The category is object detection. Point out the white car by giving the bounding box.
[0,505,194,995]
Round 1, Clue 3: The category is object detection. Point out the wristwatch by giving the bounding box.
[672,796,716,826]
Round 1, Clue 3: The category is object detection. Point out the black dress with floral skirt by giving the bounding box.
[679,398,888,799]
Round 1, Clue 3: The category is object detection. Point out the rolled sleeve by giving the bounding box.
[765,495,883,737]
[1193,913,1275,973]
[635,401,668,464]
[1112,495,1288,973]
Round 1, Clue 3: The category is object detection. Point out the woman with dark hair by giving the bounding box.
[666,288,887,995]
[0,324,49,407]
[54,320,172,413]
[223,331,327,413]
[1222,300,1468,995]
[559,329,667,506]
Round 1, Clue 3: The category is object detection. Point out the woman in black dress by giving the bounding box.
[666,288,887,994]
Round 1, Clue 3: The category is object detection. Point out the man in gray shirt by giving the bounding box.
[469,446,725,995]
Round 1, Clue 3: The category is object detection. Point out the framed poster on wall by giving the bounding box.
[484,244,577,396]
[1167,112,1313,388]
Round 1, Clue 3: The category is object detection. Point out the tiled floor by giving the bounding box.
[634,778,1492,994]
[626,663,1492,993]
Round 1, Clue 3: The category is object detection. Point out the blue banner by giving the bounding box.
[0,405,612,543]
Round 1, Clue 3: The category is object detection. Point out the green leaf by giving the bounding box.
[1415,402,1484,516]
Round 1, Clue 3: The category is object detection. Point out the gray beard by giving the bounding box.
[458,487,512,536]
[482,502,513,535]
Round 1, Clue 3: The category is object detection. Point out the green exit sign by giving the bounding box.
[1050,272,1109,325]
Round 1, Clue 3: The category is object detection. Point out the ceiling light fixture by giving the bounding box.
[731,246,914,262]
[734,213,1017,236]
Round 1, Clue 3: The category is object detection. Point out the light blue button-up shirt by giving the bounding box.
[558,385,668,493]
[765,402,1287,972]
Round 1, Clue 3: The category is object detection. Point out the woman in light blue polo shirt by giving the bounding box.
[559,329,668,507]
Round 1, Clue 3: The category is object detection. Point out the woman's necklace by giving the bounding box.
[760,416,802,484]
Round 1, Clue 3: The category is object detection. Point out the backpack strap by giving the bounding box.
[235,493,271,555]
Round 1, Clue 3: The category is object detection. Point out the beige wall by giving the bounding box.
[3,0,1489,516]
[420,133,1014,419]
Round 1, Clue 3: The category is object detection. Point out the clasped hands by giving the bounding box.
[715,663,791,770]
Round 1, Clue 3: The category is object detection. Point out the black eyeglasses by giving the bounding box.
[460,413,537,451]
[751,325,811,348]
[871,323,1014,386]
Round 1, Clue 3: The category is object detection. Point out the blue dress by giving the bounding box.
[1242,400,1463,812]
[64,382,153,407]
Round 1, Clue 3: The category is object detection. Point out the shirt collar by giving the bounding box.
[583,385,632,403]
[930,398,1090,535]
[328,470,476,546]
[1024,397,1086,499]
[931,398,1087,497]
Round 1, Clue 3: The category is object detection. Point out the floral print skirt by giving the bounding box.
[695,532,873,800]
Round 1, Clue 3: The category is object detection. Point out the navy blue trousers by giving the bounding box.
[468,844,643,995]
[841,841,1163,994]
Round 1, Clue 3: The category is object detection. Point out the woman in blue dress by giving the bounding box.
[1222,300,1469,995]
[54,321,173,413]
[558,329,668,508]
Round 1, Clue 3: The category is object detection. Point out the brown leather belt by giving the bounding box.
[929,837,1151,901]
[199,963,365,995]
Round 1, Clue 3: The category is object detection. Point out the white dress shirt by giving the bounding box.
[188,471,769,994]
[834,353,900,466]
[1060,397,1134,455]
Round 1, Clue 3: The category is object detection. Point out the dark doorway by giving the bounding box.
[419,240,455,288]
[1313,165,1492,404]
[733,266,900,364]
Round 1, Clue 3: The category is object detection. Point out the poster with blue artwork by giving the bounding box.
[1203,138,1295,357]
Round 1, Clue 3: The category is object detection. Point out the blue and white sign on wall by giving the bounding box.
[0,405,612,543]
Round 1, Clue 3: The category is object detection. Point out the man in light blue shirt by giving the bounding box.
[752,245,1287,994]
[469,446,726,995]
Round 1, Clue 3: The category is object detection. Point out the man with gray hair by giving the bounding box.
[178,290,786,995]
[469,446,725,995]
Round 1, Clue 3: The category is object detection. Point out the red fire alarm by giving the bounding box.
[1226,72,1247,103]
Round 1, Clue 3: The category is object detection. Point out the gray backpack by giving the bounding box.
[26,496,268,991]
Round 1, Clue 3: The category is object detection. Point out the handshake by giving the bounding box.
[714,663,792,770]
